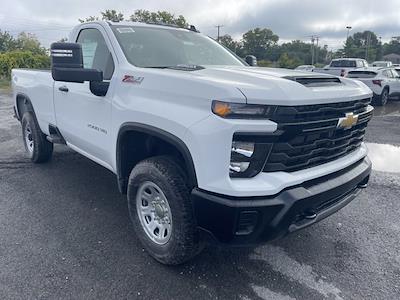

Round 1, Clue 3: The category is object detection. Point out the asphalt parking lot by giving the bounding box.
[0,89,399,300]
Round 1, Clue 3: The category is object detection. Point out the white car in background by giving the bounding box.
[295,65,315,72]
[347,67,400,106]
[371,61,393,67]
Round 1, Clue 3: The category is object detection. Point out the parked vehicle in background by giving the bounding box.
[314,58,368,77]
[295,65,315,72]
[347,67,400,106]
[371,61,392,67]
[12,21,373,265]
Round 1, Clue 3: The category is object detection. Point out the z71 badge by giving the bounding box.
[122,75,144,84]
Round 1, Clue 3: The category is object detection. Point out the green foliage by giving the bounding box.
[257,60,274,67]
[383,39,400,56]
[0,30,49,78]
[130,10,188,28]
[242,28,279,60]
[342,31,381,61]
[277,52,302,69]
[219,34,244,56]
[0,51,50,79]
[101,10,124,22]
[0,30,46,55]
[0,78,10,89]
[0,30,18,52]
[79,9,124,23]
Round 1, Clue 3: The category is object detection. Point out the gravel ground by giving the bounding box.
[0,90,399,300]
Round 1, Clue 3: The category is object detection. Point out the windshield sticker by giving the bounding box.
[122,75,144,84]
[117,27,135,33]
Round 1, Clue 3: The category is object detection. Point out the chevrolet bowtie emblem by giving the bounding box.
[337,112,359,129]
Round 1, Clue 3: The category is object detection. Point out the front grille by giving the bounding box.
[263,98,373,173]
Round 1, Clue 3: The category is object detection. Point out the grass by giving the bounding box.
[0,78,11,91]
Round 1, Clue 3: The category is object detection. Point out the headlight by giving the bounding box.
[230,135,272,178]
[212,100,276,119]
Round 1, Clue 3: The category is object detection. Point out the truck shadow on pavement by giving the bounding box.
[0,146,357,300]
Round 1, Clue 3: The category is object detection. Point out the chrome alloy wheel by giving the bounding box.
[136,181,173,245]
[24,123,34,153]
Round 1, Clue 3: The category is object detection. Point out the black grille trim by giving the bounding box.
[262,98,373,173]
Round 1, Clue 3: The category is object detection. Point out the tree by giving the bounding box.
[101,9,124,22]
[0,30,18,53]
[277,52,302,69]
[242,28,278,60]
[79,10,124,23]
[219,34,243,55]
[130,10,188,28]
[79,16,100,23]
[383,39,400,55]
[16,32,46,55]
[341,31,380,61]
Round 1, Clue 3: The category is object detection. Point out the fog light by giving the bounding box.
[230,162,250,173]
[229,134,273,178]
[230,142,254,175]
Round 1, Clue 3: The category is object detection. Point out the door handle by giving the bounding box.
[59,86,69,92]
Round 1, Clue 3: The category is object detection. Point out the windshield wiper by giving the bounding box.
[145,64,205,71]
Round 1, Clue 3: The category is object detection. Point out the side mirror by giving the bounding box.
[51,42,103,83]
[245,55,257,67]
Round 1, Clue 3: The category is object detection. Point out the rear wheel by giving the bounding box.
[374,88,389,106]
[127,156,203,265]
[21,112,53,163]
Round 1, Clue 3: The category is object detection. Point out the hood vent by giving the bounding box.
[284,76,342,87]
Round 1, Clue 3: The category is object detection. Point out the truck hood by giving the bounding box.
[188,66,372,105]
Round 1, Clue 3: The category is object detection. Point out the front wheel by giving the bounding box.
[127,156,203,265]
[21,112,53,163]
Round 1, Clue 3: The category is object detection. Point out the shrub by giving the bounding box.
[0,51,50,79]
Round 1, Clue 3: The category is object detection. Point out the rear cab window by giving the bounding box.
[330,60,356,68]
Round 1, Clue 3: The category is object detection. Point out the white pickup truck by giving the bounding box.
[315,58,369,77]
[12,21,373,265]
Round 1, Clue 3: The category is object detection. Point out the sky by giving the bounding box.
[0,0,399,50]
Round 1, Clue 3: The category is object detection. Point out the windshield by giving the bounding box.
[330,60,357,68]
[111,25,244,68]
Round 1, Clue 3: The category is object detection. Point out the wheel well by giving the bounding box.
[16,94,34,119]
[117,124,197,194]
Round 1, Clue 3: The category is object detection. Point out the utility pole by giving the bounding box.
[315,36,319,64]
[345,26,352,58]
[215,25,224,42]
[346,26,352,41]
[365,32,371,60]
[310,36,315,65]
[309,35,319,65]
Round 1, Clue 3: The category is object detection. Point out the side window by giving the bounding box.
[383,70,392,78]
[391,69,399,78]
[356,60,363,68]
[76,28,115,80]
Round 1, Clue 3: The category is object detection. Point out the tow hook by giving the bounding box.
[304,211,317,220]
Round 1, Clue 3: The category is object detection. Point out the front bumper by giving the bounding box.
[192,157,371,245]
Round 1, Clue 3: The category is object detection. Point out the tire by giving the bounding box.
[21,112,53,163]
[374,88,389,106]
[127,156,203,265]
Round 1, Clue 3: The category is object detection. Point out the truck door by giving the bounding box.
[53,26,116,168]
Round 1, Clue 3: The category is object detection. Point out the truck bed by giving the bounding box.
[12,69,55,135]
